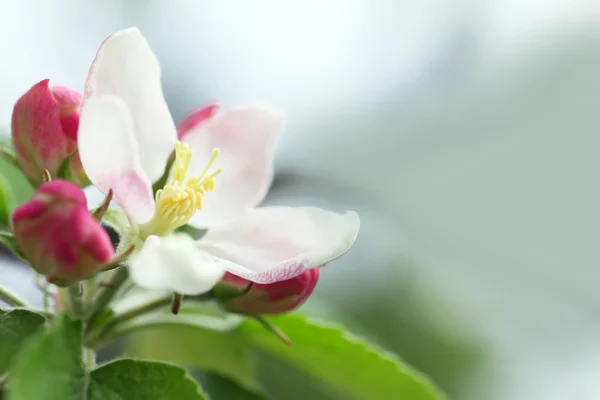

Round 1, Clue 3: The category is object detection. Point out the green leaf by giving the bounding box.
[0,308,46,375]
[239,314,445,400]
[9,314,207,399]
[88,359,207,400]
[127,312,443,400]
[127,324,257,391]
[8,314,85,400]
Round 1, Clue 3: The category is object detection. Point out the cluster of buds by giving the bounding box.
[8,80,115,285]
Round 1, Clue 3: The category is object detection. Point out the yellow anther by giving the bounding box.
[203,177,216,192]
[171,142,192,186]
[139,141,222,237]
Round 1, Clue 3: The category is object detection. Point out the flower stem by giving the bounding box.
[0,285,27,307]
[82,347,97,370]
[66,283,85,318]
[85,267,128,331]
[252,315,292,346]
[85,295,172,348]
[84,275,98,304]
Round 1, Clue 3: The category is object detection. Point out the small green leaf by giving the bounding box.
[88,359,207,400]
[240,314,445,400]
[0,308,46,375]
[8,314,85,400]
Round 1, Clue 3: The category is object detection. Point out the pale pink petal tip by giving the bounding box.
[198,207,360,284]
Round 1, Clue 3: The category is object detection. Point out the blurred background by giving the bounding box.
[3,0,600,399]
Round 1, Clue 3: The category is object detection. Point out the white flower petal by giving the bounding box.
[85,27,177,182]
[78,96,154,223]
[129,234,228,295]
[184,106,283,228]
[198,207,360,284]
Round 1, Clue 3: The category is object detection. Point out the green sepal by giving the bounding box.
[0,175,16,229]
[175,224,207,240]
[0,145,19,170]
[55,151,90,187]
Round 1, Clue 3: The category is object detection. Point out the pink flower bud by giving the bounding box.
[11,179,114,284]
[11,79,88,186]
[216,269,320,315]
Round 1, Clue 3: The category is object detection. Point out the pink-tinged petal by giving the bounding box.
[129,234,228,295]
[85,27,177,182]
[184,106,284,228]
[198,207,360,284]
[78,96,154,223]
[177,102,220,139]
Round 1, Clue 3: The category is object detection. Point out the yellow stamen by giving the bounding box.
[139,141,222,237]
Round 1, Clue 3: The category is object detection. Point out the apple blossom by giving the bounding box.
[11,179,114,284]
[11,79,88,186]
[77,28,360,295]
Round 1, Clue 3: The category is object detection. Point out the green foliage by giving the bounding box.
[128,313,444,400]
[7,314,208,399]
[0,309,46,375]
[243,314,444,400]
[8,315,86,400]
[126,323,256,390]
[88,359,208,400]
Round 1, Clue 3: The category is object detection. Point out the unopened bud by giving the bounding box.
[11,79,88,186]
[215,269,320,315]
[11,179,114,284]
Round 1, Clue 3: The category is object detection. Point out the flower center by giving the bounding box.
[140,141,221,237]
